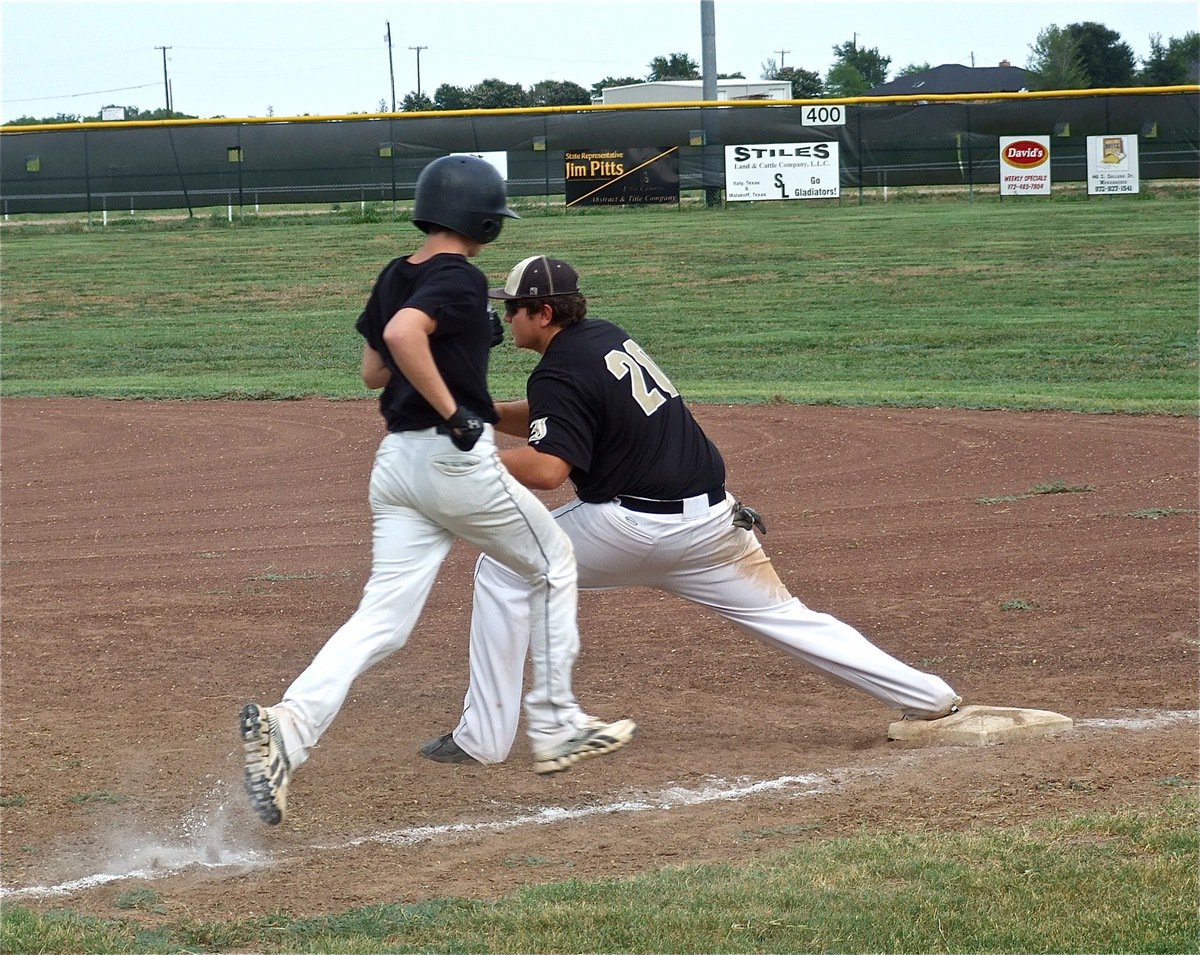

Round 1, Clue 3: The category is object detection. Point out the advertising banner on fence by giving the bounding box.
[564,147,679,207]
[1087,135,1140,195]
[999,136,1051,195]
[724,143,840,202]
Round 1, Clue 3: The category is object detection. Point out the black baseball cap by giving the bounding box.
[488,255,579,300]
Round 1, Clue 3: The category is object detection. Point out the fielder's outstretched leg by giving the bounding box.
[658,512,961,719]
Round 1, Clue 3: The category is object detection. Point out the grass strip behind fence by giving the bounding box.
[1,795,1195,954]
[2,194,1196,413]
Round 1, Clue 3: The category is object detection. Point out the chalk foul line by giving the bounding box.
[4,708,1195,900]
[1,771,857,900]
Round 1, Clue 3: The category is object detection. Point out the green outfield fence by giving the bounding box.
[1,87,1196,215]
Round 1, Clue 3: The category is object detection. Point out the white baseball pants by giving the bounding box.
[453,493,960,764]
[270,426,589,768]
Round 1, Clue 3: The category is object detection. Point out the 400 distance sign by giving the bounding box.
[724,142,841,202]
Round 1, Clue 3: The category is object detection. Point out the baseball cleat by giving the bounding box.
[533,717,637,775]
[903,695,963,721]
[239,703,291,825]
[419,733,480,765]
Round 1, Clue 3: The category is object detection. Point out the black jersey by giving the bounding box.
[355,253,499,432]
[526,318,725,503]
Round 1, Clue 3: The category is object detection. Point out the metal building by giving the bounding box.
[596,80,792,104]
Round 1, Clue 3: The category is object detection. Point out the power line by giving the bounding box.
[775,49,790,69]
[5,83,160,103]
[174,43,376,53]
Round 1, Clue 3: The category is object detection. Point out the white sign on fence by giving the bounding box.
[724,143,840,202]
[1086,135,1140,195]
[999,136,1051,195]
[451,151,509,181]
[801,104,846,127]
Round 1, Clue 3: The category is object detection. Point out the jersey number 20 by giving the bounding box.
[604,339,679,416]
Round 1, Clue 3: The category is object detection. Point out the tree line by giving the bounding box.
[5,24,1196,126]
[768,23,1197,97]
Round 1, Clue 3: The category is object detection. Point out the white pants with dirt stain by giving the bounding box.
[452,492,960,764]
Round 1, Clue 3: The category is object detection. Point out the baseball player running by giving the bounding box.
[418,255,960,767]
[239,166,635,825]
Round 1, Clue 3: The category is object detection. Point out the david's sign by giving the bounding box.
[999,136,1051,195]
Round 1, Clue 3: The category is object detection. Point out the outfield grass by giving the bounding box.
[2,192,1197,412]
[1,796,1195,953]
[1,193,1196,952]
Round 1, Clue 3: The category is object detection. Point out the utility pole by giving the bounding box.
[385,22,396,111]
[700,1,715,101]
[699,0,719,207]
[155,45,172,113]
[409,45,428,98]
[775,49,789,69]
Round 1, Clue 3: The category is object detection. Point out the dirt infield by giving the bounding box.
[1,398,1196,921]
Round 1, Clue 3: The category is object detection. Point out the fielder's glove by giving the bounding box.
[731,500,767,536]
[444,406,485,452]
[488,307,504,348]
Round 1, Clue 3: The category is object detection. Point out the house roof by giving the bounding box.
[868,63,1033,96]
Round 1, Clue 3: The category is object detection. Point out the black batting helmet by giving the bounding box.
[412,155,519,245]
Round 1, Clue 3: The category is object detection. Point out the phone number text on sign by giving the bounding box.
[724,143,841,202]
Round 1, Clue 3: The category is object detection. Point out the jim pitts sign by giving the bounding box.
[999,136,1051,195]
[564,147,680,207]
[725,143,840,202]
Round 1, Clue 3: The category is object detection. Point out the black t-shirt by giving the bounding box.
[355,253,499,432]
[526,318,725,503]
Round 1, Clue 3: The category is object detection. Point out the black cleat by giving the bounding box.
[419,733,480,765]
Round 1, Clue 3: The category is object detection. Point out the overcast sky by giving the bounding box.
[2,0,1195,122]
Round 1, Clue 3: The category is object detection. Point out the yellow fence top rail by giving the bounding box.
[2,86,1197,134]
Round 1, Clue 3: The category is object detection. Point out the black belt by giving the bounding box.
[615,488,725,514]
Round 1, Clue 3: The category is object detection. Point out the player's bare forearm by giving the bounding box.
[383,308,457,418]
[361,344,391,389]
[493,400,530,437]
[499,445,571,491]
